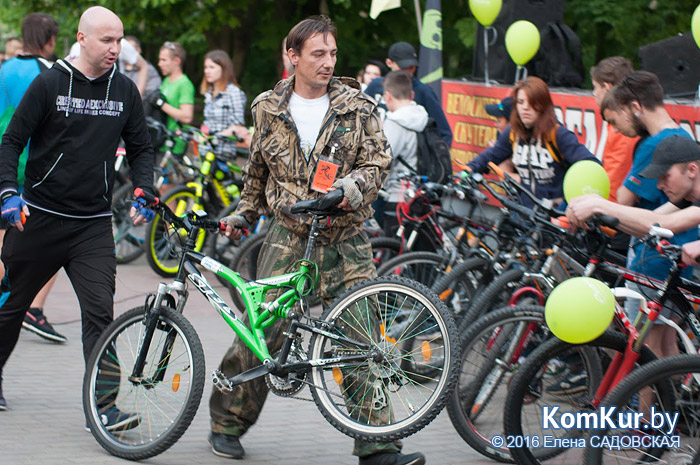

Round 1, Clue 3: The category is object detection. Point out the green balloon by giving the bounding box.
[545,277,615,344]
[469,0,502,27]
[693,4,700,49]
[504,20,540,66]
[563,160,610,202]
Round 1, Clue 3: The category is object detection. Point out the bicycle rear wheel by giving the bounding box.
[369,236,402,269]
[308,276,459,441]
[83,306,205,460]
[584,354,696,465]
[376,251,450,290]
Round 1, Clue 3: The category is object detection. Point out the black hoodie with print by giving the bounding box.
[0,59,154,218]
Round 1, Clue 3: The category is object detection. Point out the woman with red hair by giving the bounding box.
[468,77,598,207]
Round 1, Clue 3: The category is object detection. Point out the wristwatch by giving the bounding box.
[155,97,165,108]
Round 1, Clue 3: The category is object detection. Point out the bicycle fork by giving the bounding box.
[129,282,184,387]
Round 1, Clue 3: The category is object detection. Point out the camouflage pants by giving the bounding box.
[210,221,402,457]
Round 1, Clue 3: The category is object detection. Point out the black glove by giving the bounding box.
[147,90,166,108]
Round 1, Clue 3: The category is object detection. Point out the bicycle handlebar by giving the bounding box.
[133,188,226,234]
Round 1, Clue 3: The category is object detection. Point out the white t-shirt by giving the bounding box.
[289,92,329,161]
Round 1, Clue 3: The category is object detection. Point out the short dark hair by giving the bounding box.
[590,56,634,86]
[21,13,58,53]
[600,71,665,113]
[286,15,337,56]
[383,70,413,100]
[365,59,387,76]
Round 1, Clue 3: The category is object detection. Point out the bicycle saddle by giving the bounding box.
[290,189,345,216]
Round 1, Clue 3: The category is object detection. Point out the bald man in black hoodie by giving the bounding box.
[0,6,154,422]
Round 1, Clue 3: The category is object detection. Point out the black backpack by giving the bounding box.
[397,117,452,183]
[532,22,585,88]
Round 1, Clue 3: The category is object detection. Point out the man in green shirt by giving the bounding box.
[155,41,194,154]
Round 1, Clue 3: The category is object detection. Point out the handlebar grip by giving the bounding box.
[20,211,26,225]
[501,197,535,219]
[134,188,160,206]
[487,162,505,179]
[597,214,620,229]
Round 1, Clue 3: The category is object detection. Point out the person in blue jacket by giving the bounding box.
[364,41,452,146]
[468,76,598,208]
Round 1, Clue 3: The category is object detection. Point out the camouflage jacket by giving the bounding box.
[235,75,391,244]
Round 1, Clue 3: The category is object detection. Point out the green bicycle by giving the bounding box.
[83,188,460,460]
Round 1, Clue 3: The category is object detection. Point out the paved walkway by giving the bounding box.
[0,257,496,465]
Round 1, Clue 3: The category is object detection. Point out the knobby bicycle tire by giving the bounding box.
[376,251,451,290]
[584,354,695,465]
[447,304,547,463]
[459,268,525,334]
[83,306,205,460]
[430,255,491,329]
[308,276,459,441]
[368,236,402,269]
[504,330,660,465]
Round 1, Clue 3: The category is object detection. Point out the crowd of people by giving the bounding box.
[0,5,699,465]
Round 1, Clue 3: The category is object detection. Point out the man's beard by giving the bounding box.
[632,115,649,138]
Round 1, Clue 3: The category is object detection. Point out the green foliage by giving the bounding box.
[0,0,697,120]
[565,0,697,84]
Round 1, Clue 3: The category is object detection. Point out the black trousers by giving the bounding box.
[0,209,116,369]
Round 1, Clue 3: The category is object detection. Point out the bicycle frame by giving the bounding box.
[132,209,371,388]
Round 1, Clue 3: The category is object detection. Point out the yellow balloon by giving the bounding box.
[545,277,615,344]
[469,0,502,27]
[693,4,700,49]
[563,160,610,202]
[504,20,540,66]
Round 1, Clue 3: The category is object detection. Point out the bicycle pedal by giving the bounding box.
[212,369,234,394]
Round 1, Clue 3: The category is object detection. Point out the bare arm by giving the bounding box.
[566,194,700,237]
[616,185,639,206]
[161,102,194,125]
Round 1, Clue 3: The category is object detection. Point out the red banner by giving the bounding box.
[442,80,700,172]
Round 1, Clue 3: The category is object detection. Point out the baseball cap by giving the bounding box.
[640,135,700,179]
[388,42,418,69]
[485,97,513,119]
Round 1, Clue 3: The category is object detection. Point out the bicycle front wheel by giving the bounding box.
[83,306,205,460]
[447,304,548,463]
[584,353,696,465]
[503,330,659,465]
[308,276,459,441]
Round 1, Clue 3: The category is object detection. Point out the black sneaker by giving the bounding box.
[359,452,426,465]
[23,307,67,343]
[209,432,245,459]
[92,406,140,432]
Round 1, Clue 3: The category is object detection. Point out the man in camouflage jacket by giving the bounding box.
[208,16,426,465]
[233,65,389,244]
